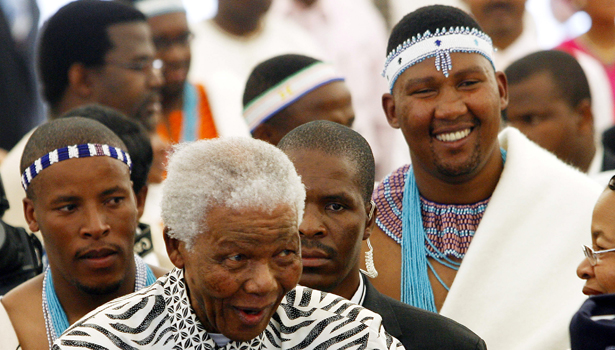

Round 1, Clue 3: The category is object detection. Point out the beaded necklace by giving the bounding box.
[400,149,506,312]
[42,254,156,348]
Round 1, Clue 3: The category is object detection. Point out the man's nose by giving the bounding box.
[79,205,110,239]
[299,205,326,238]
[434,88,467,120]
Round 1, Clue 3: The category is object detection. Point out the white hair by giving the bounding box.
[161,137,305,247]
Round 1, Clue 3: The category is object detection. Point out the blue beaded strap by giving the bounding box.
[400,149,507,311]
[42,254,155,348]
[181,82,199,142]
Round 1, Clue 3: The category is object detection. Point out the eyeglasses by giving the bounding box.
[153,32,194,51]
[105,59,163,73]
[582,245,615,266]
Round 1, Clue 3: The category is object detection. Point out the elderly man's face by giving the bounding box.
[167,204,302,341]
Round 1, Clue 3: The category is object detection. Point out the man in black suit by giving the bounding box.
[278,120,487,350]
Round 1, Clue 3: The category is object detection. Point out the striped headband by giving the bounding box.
[243,62,344,132]
[383,26,495,92]
[21,144,132,191]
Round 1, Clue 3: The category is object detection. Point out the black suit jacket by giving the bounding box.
[361,274,487,350]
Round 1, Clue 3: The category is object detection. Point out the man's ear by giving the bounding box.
[496,71,509,110]
[67,62,94,99]
[363,201,377,241]
[382,93,400,129]
[135,185,149,220]
[252,123,278,144]
[23,198,39,233]
[163,227,185,269]
[575,98,594,135]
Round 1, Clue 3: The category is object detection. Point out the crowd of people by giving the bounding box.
[0,0,615,349]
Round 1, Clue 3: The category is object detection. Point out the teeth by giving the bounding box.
[435,128,471,142]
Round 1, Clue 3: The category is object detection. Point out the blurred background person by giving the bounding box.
[505,50,615,183]
[270,0,409,179]
[0,0,44,160]
[188,0,322,130]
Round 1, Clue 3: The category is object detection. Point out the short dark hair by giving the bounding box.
[243,54,320,108]
[278,120,375,203]
[38,0,146,108]
[21,117,127,199]
[61,105,152,193]
[505,50,591,109]
[387,5,483,55]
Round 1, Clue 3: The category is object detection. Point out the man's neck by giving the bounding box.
[491,25,523,52]
[51,268,136,325]
[412,146,504,204]
[328,268,362,301]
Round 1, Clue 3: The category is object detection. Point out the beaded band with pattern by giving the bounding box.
[383,27,495,91]
[21,143,132,191]
[243,62,344,132]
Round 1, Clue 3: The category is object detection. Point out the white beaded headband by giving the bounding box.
[243,62,344,132]
[21,143,132,191]
[383,27,495,91]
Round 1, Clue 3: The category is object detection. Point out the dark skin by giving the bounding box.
[2,157,167,350]
[213,0,272,36]
[363,53,508,311]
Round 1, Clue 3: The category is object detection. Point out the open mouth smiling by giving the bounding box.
[434,128,472,142]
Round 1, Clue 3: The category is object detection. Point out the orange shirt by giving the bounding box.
[157,83,218,143]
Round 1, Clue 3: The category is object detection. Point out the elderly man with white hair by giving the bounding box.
[53,137,404,350]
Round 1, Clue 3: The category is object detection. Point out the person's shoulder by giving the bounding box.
[2,274,46,350]
[2,273,43,316]
[378,293,485,349]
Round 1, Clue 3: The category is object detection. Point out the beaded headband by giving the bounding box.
[243,62,344,132]
[21,144,132,191]
[383,27,495,91]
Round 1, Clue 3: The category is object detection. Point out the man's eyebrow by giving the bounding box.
[50,195,80,205]
[452,66,486,78]
[100,186,129,197]
[402,76,436,90]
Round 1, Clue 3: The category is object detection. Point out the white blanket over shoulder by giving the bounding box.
[0,301,19,349]
[440,128,602,350]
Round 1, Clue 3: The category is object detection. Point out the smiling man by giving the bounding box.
[369,5,602,350]
[53,137,403,350]
[0,116,166,350]
[279,120,486,349]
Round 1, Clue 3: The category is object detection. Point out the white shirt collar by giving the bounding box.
[350,273,367,306]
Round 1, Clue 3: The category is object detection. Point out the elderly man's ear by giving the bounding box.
[164,227,185,269]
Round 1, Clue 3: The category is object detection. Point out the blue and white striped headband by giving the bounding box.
[21,143,132,191]
[383,26,495,92]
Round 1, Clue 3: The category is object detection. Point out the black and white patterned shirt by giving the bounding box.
[53,268,404,350]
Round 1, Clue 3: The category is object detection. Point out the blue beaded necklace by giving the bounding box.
[401,149,506,312]
[42,254,157,348]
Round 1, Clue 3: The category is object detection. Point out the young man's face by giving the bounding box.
[383,52,508,183]
[148,12,191,99]
[24,156,138,295]
[506,71,587,167]
[90,21,163,123]
[285,148,372,297]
